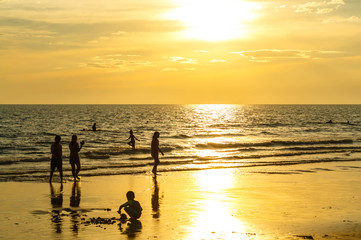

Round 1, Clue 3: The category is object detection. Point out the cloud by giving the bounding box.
[161,68,178,72]
[184,68,196,71]
[0,0,177,24]
[0,16,183,50]
[322,16,361,23]
[165,57,198,64]
[211,59,226,63]
[231,49,344,62]
[294,0,345,14]
[83,54,154,72]
[111,31,126,36]
[0,26,56,39]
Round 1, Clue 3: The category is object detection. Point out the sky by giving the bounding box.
[0,0,360,104]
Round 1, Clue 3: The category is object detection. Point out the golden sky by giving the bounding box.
[0,0,360,104]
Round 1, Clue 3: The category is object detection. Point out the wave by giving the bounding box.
[195,133,246,138]
[260,131,278,135]
[167,134,192,139]
[0,141,357,167]
[0,146,15,150]
[282,146,360,151]
[0,144,182,166]
[41,132,57,136]
[207,123,245,129]
[2,157,361,182]
[257,123,293,128]
[196,139,354,149]
[0,159,196,177]
[0,157,50,165]
[166,133,247,139]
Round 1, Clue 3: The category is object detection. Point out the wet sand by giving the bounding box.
[1,161,361,240]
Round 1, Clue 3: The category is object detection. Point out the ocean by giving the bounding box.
[0,104,360,182]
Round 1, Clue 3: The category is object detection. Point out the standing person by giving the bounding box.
[92,123,96,131]
[69,135,84,181]
[151,131,163,175]
[50,135,63,183]
[127,129,140,149]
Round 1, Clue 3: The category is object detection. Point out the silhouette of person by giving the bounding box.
[120,219,142,238]
[50,183,63,233]
[117,191,143,220]
[70,182,81,208]
[127,130,140,149]
[69,135,84,181]
[70,182,81,233]
[92,123,96,131]
[326,120,333,124]
[151,132,164,175]
[50,135,63,183]
[151,176,160,218]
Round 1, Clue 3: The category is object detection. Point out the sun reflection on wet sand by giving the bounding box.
[187,169,254,239]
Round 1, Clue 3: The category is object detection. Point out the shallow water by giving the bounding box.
[0,104,360,181]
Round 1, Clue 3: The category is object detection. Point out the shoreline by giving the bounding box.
[1,161,361,239]
[4,152,361,183]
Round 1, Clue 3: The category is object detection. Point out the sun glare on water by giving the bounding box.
[166,0,260,41]
[187,170,250,239]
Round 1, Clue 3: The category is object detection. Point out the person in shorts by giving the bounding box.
[50,135,63,183]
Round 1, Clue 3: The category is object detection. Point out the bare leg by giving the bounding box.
[152,156,159,175]
[59,170,63,183]
[124,206,139,219]
[75,161,81,180]
[49,170,54,183]
[71,163,77,181]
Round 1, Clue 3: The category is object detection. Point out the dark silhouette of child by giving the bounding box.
[50,135,63,183]
[117,191,142,220]
[127,130,140,149]
[151,131,164,175]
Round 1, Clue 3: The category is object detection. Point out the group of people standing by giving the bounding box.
[49,130,163,183]
[50,134,84,183]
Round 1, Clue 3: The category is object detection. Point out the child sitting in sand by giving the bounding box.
[117,191,142,220]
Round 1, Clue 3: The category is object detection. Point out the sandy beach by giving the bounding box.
[1,160,361,240]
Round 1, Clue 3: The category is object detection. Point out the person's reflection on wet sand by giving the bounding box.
[50,183,63,234]
[118,219,142,238]
[70,182,81,234]
[152,176,160,218]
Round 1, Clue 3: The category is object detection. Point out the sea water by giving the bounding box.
[0,104,360,181]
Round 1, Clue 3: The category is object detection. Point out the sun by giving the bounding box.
[166,0,260,41]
